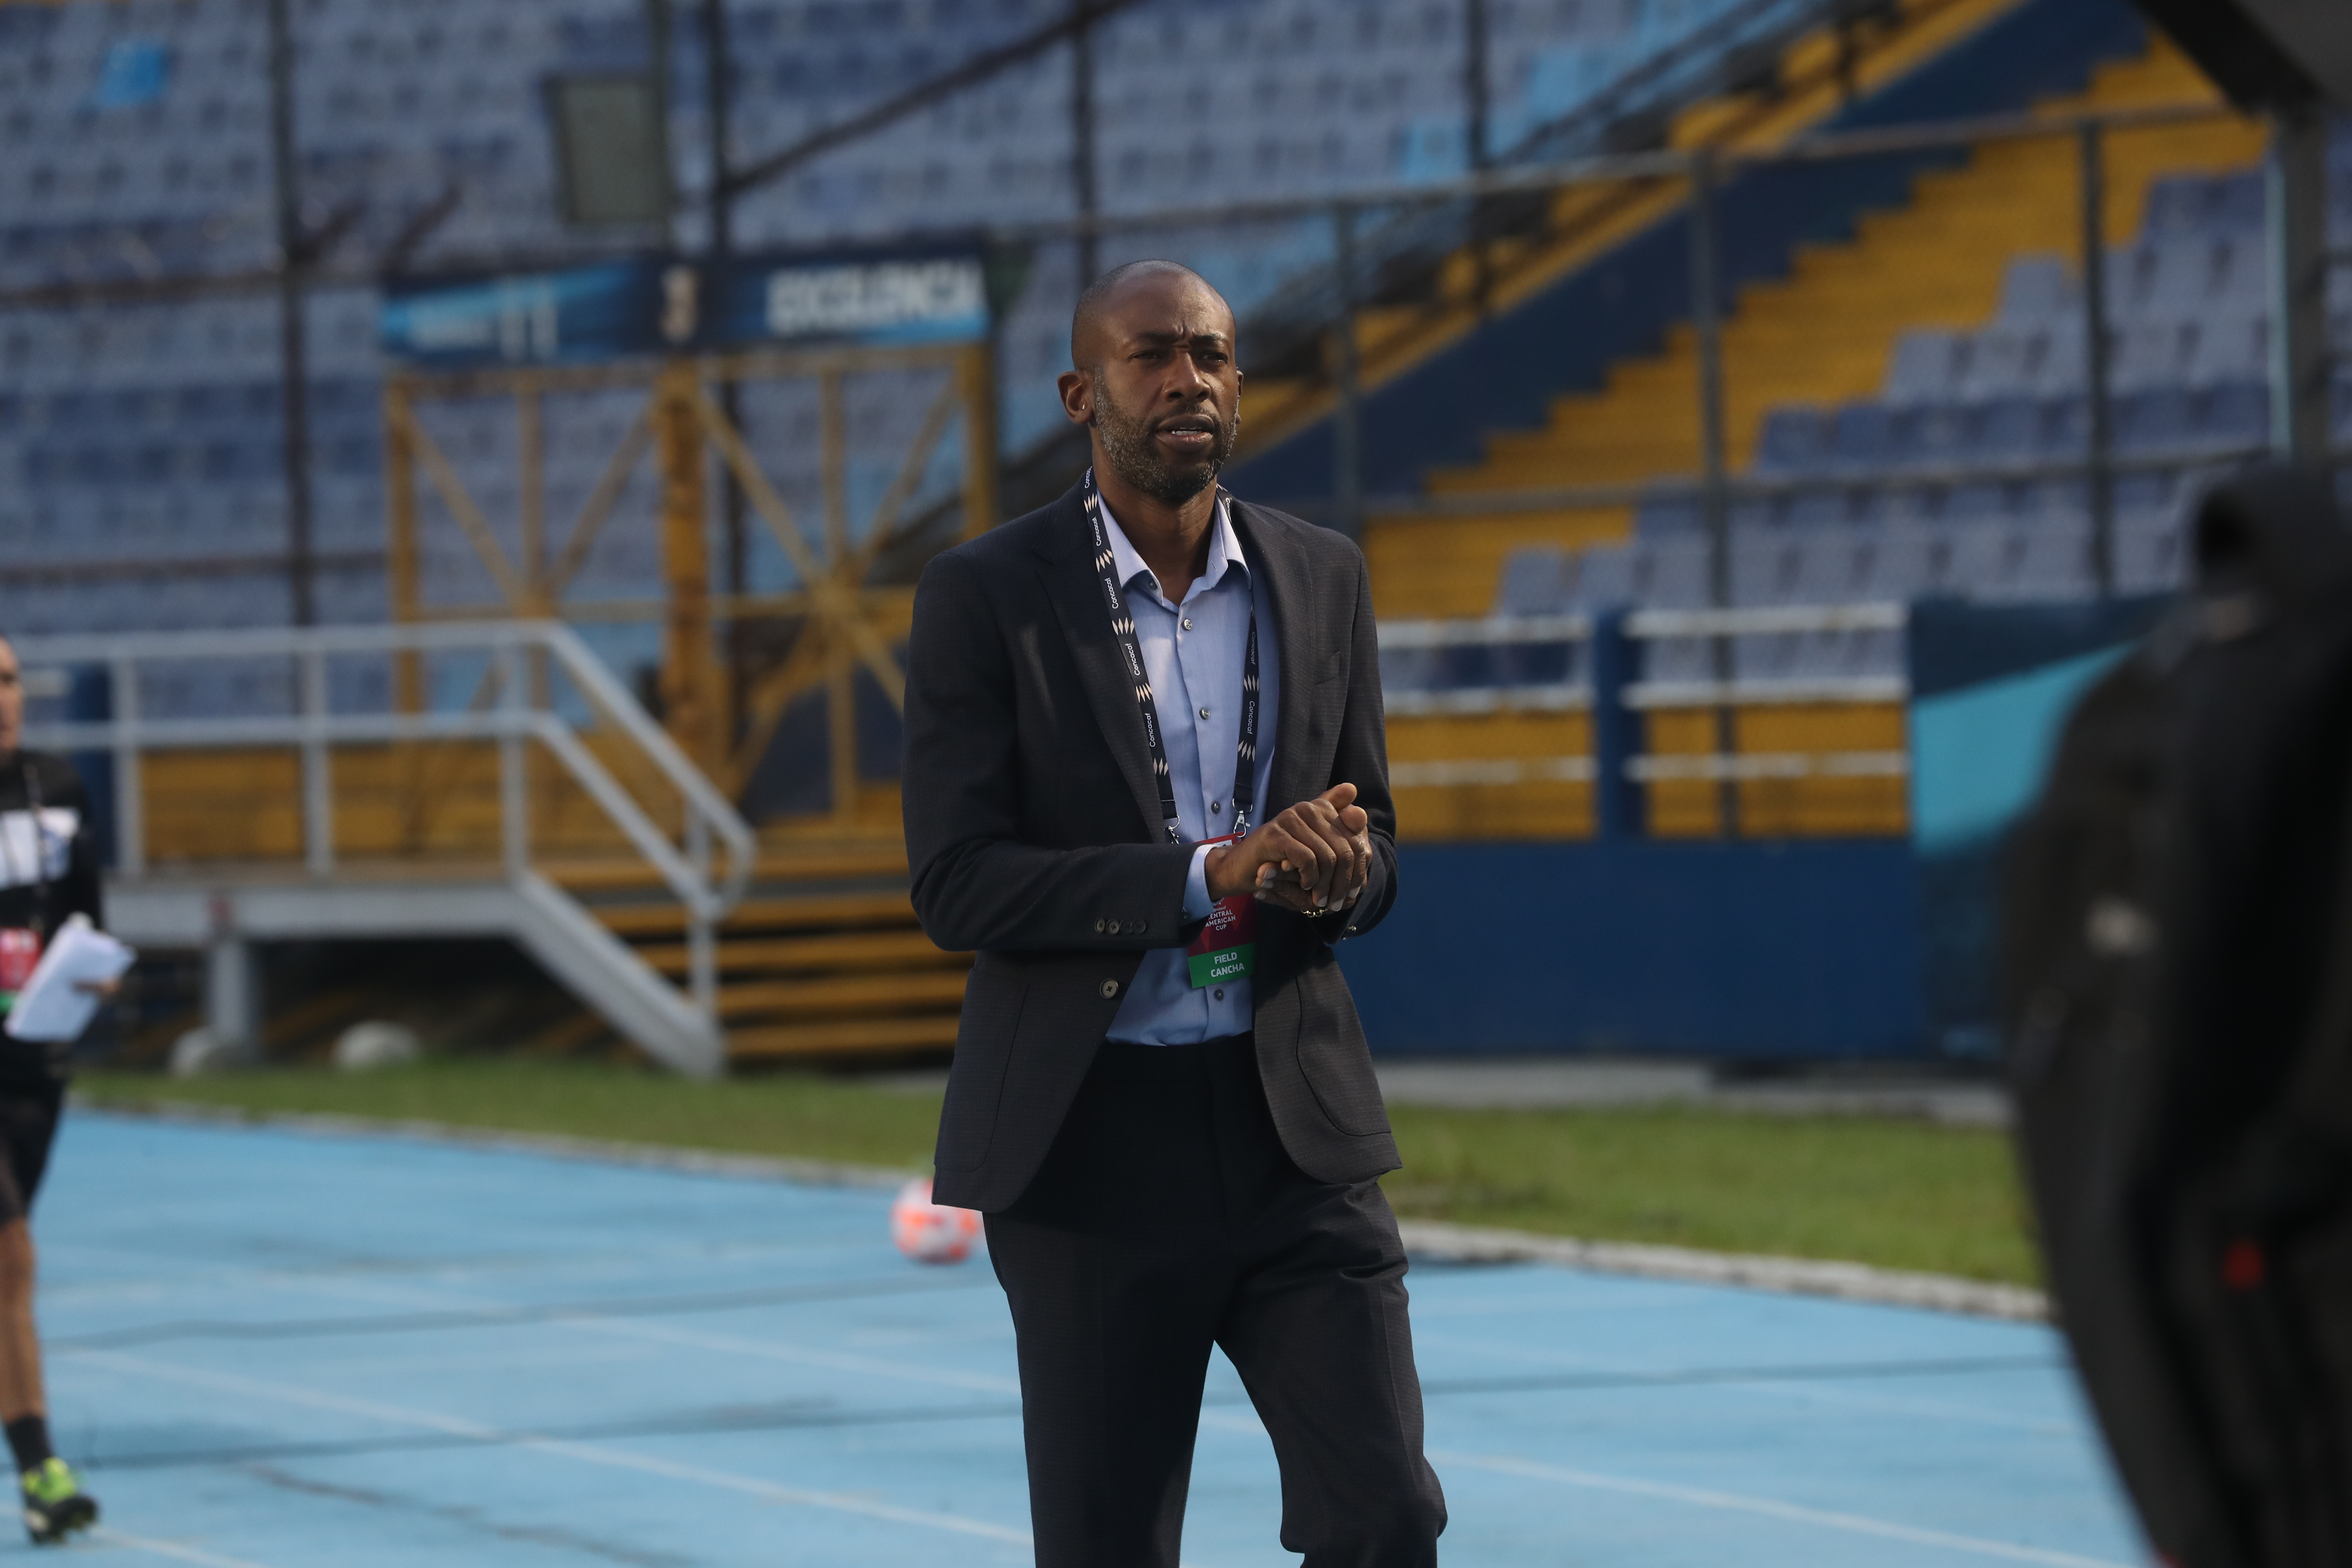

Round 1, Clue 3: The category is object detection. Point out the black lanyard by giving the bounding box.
[1,760,50,939]
[1082,470,1259,844]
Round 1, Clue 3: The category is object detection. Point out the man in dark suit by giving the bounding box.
[903,260,1445,1568]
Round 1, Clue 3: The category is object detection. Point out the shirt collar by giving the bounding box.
[1096,488,1246,608]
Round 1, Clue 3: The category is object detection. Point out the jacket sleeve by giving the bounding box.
[1326,546,1398,945]
[902,550,1195,955]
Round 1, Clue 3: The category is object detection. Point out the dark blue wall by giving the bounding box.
[1228,0,2148,505]
[1338,839,1927,1058]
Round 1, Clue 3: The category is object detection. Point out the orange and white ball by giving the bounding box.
[890,1177,981,1265]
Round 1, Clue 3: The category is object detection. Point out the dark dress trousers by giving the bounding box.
[903,483,1445,1568]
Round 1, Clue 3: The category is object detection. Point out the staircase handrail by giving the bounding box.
[12,619,757,922]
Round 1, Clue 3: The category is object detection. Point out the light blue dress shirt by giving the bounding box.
[1097,493,1282,1045]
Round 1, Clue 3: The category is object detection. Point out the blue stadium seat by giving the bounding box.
[1753,406,1832,472]
[1494,547,1569,617]
[2115,388,2196,451]
[1828,403,1899,468]
[1629,538,1710,608]
[1882,332,1969,406]
[2196,380,2269,443]
[1998,256,2076,321]
[1785,486,1863,530]
[1564,544,1634,609]
[1972,395,2045,457]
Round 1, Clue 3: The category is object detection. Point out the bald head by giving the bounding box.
[1069,260,1231,370]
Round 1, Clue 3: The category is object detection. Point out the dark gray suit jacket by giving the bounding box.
[903,481,1403,1213]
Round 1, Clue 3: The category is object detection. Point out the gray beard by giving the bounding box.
[1093,386,1239,506]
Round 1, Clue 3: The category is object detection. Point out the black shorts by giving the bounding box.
[0,1086,64,1226]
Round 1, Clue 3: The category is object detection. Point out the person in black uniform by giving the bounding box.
[0,634,104,1545]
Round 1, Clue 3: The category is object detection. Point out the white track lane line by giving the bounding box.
[67,1351,1036,1550]
[1409,1327,2078,1436]
[92,1525,282,1568]
[1423,1447,2134,1568]
[178,1268,1032,1399]
[564,1315,1026,1395]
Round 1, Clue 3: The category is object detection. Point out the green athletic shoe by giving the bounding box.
[21,1458,96,1544]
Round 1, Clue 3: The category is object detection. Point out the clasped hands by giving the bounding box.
[1203,783,1370,916]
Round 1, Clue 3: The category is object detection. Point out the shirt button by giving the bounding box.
[1198,707,1210,720]
[1213,988,1225,1001]
[1210,801,1222,813]
[1182,617,1193,631]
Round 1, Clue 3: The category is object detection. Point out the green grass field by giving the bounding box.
[74,1059,2038,1286]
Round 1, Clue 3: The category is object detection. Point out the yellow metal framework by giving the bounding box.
[381,341,999,824]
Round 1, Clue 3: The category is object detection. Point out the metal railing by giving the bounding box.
[1378,613,1593,716]
[1623,603,1910,710]
[1378,602,1912,809]
[13,620,757,1019]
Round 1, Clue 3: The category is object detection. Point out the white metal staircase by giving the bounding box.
[16,621,757,1076]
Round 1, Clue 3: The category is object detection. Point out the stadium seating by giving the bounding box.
[0,0,1805,668]
[0,0,2334,854]
[1311,7,2340,841]
[1354,29,2278,622]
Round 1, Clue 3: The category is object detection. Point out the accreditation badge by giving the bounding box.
[1187,833,1257,988]
[0,929,39,1016]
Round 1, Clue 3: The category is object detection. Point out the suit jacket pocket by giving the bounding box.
[935,965,1028,1172]
[1293,952,1390,1138]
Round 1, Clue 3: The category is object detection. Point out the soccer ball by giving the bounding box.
[891,1177,981,1265]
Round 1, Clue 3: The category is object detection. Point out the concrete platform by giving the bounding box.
[29,1112,2132,1567]
[1368,1058,2013,1127]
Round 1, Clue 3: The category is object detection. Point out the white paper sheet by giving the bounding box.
[4,914,135,1044]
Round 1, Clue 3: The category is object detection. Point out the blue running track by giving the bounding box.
[21,1112,2141,1567]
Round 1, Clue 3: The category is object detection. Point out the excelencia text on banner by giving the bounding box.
[379,248,992,369]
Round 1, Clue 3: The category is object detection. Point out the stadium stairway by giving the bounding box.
[1407,33,2262,606]
[1421,31,2256,841]
[1229,0,2151,514]
[133,748,965,1066]
[561,821,971,1065]
[1226,0,2261,844]
[1233,0,2041,470]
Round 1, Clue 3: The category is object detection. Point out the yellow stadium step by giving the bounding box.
[727,1015,964,1059]
[634,928,957,979]
[716,971,970,1022]
[572,829,969,1065]
[589,889,918,940]
[127,744,964,1064]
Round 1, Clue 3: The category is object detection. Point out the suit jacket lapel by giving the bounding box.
[1229,500,1317,815]
[1034,486,1169,842]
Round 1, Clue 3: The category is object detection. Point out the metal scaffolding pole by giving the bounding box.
[1070,0,1100,289]
[1464,0,1491,171]
[1329,203,1363,541]
[705,0,749,743]
[2079,121,2114,597]
[2268,107,2331,462]
[266,0,314,627]
[1688,149,1737,837]
[1464,0,1493,309]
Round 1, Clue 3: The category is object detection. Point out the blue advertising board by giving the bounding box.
[381,248,991,368]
